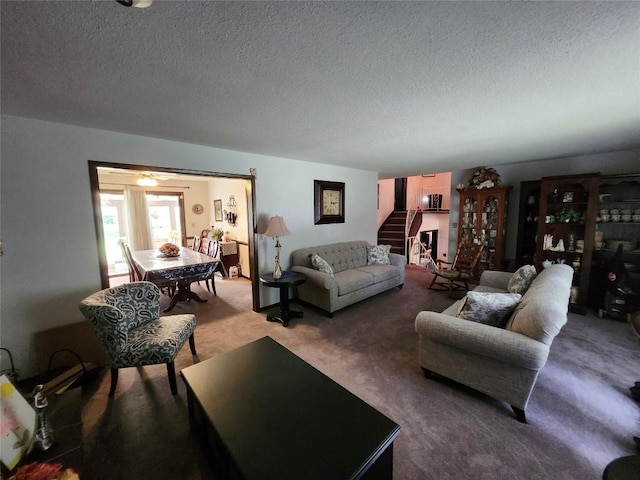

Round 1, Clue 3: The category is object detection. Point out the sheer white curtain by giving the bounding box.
[124,186,154,251]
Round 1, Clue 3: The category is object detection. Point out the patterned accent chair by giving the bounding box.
[429,243,484,297]
[79,281,197,396]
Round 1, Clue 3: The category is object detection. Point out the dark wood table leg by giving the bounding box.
[164,281,208,312]
[266,286,303,327]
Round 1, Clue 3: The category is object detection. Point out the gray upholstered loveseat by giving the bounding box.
[415,264,573,423]
[290,241,406,316]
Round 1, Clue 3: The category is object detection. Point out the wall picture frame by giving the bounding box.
[214,199,223,222]
[314,180,345,224]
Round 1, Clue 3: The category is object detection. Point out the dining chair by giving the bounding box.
[203,239,225,295]
[191,234,202,253]
[79,281,197,396]
[199,229,211,253]
[428,243,484,297]
[118,239,140,282]
[118,239,175,297]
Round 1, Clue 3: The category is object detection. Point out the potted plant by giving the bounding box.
[211,227,224,241]
[211,228,224,241]
[555,208,582,223]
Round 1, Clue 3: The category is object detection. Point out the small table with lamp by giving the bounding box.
[259,272,306,327]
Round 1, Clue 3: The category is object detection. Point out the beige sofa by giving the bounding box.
[415,264,573,423]
[290,241,406,316]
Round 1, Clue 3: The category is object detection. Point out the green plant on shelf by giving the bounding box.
[554,208,582,223]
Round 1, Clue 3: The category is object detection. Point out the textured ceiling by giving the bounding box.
[2,1,639,178]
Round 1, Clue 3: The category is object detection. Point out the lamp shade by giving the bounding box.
[263,216,290,238]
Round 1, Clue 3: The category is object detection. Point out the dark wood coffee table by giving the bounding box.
[180,336,400,480]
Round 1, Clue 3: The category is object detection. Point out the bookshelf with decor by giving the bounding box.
[535,173,600,314]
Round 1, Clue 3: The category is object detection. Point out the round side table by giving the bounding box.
[259,272,306,327]
[603,455,640,480]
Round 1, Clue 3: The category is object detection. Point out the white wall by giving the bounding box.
[208,177,252,278]
[376,178,395,228]
[0,115,379,377]
[406,173,452,211]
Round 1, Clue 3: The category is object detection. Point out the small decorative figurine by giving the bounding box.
[33,385,54,451]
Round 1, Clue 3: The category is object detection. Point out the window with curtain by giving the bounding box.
[100,192,183,277]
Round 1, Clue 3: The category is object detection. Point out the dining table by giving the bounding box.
[131,247,220,312]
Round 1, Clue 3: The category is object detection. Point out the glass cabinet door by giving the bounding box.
[457,186,511,281]
[460,194,478,244]
[479,194,500,272]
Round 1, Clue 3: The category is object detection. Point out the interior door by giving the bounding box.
[394,178,407,211]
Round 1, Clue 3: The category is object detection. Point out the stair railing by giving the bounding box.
[408,236,435,270]
[404,197,420,256]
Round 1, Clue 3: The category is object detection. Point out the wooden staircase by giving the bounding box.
[378,211,408,255]
[378,210,424,255]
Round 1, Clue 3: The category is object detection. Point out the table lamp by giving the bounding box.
[263,216,290,279]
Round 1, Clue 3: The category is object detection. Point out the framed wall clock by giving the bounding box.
[192,203,204,215]
[314,180,345,224]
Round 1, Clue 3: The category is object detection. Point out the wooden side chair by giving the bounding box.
[118,239,175,297]
[79,281,197,396]
[203,239,225,295]
[191,234,202,253]
[428,243,484,297]
[118,239,140,282]
[199,229,211,253]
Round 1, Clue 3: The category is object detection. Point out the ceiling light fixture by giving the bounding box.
[137,177,158,187]
[115,0,153,8]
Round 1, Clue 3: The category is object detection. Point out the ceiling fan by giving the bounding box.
[100,168,175,186]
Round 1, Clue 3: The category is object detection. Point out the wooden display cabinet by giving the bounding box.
[457,185,511,282]
[535,173,600,314]
[589,174,640,317]
[514,180,541,269]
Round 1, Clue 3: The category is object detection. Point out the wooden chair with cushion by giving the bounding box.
[191,234,202,253]
[118,239,140,283]
[199,229,211,253]
[118,239,175,297]
[428,243,484,297]
[203,239,225,295]
[79,281,197,396]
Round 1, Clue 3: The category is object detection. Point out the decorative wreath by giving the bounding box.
[469,167,501,189]
[159,242,180,257]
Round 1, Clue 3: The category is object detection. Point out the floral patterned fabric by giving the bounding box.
[507,265,537,295]
[79,281,196,368]
[311,253,334,275]
[457,292,522,328]
[367,244,391,265]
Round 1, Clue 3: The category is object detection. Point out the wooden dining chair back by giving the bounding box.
[191,235,201,253]
[79,281,197,396]
[428,243,484,297]
[201,240,224,295]
[118,239,176,297]
[200,229,211,250]
[118,239,141,282]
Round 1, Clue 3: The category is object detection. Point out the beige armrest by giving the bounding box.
[415,311,549,370]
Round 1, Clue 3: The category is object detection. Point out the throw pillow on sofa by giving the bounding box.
[457,292,522,328]
[507,265,537,295]
[367,244,391,265]
[311,253,334,275]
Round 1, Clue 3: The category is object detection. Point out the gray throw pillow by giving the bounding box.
[457,292,522,328]
[311,253,334,275]
[367,244,391,265]
[508,265,537,295]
